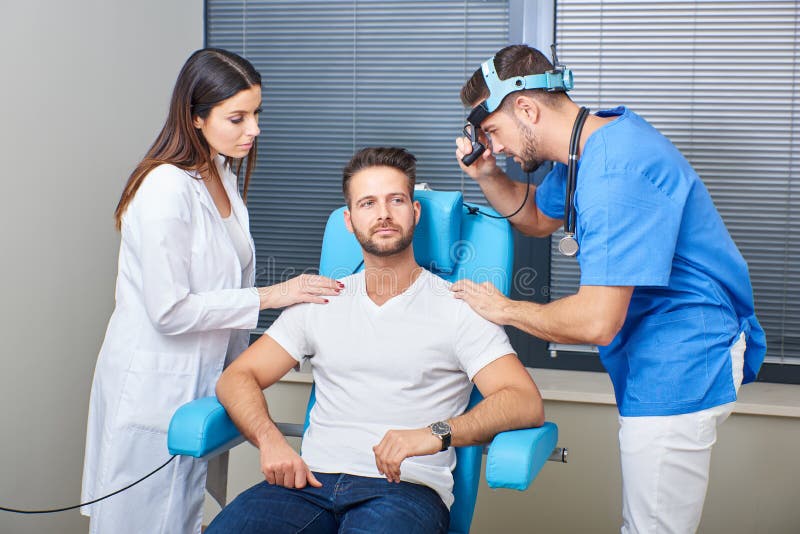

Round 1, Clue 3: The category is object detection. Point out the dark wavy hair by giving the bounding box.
[461,44,567,110]
[342,147,417,207]
[114,48,261,229]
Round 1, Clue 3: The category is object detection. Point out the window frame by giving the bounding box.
[206,0,800,384]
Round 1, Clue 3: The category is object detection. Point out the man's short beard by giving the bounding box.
[354,222,415,257]
[515,114,545,172]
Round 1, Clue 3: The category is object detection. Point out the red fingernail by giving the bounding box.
[338,282,345,288]
[324,299,329,303]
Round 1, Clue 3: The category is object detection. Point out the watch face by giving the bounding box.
[431,421,451,436]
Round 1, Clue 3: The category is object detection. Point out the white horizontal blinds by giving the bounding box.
[553,1,800,362]
[352,2,507,201]
[207,1,508,328]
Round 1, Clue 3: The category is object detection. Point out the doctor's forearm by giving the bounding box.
[503,296,617,346]
[146,288,260,335]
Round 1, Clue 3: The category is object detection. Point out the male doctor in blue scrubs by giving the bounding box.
[450,44,766,534]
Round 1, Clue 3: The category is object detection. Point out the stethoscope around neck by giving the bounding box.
[558,106,590,257]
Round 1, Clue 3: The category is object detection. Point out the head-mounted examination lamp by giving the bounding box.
[461,44,574,166]
[461,45,585,259]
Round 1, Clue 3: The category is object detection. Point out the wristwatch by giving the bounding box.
[430,421,452,451]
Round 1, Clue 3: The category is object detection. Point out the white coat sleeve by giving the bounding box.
[134,167,260,335]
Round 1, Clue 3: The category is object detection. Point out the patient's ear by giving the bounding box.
[344,210,354,233]
[413,200,421,225]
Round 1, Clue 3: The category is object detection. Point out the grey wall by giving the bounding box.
[215,382,800,533]
[0,2,202,532]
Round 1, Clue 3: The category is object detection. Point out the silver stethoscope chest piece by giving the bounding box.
[559,234,579,256]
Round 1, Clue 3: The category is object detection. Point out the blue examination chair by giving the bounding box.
[167,189,565,533]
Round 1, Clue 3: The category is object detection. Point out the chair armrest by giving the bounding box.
[167,396,245,459]
[485,422,558,490]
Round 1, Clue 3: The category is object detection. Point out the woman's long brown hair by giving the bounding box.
[114,48,261,230]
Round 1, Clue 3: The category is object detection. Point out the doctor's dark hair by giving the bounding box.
[342,147,417,207]
[460,44,567,110]
[114,48,261,230]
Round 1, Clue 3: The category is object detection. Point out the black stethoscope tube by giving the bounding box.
[559,106,590,256]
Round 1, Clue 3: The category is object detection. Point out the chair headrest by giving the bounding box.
[319,189,463,277]
[413,189,463,274]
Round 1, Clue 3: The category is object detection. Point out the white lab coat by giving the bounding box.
[81,158,259,534]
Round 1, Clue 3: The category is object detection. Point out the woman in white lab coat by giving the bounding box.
[80,48,341,534]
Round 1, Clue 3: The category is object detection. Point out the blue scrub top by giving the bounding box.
[537,106,766,416]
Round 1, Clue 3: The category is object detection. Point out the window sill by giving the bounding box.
[279,368,800,419]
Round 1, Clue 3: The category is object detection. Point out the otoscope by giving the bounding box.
[461,106,490,166]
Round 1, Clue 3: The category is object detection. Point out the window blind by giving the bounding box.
[552,0,800,364]
[207,1,509,328]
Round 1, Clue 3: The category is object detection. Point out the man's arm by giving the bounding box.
[449,354,543,446]
[455,136,562,237]
[451,281,633,346]
[372,354,542,483]
[216,334,322,489]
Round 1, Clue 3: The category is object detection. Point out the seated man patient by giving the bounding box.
[206,147,544,533]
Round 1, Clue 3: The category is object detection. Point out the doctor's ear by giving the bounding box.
[512,95,541,124]
[192,115,205,129]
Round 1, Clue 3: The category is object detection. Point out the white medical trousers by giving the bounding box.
[619,333,746,534]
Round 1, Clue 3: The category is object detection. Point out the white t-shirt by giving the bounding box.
[266,269,515,508]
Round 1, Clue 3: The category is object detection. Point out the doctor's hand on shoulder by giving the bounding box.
[450,279,511,326]
[257,274,344,310]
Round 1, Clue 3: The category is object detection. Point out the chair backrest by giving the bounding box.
[312,189,513,534]
[319,189,514,292]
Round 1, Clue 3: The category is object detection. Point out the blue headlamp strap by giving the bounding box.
[479,57,574,114]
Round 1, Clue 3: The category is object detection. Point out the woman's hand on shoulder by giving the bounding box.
[258,274,343,310]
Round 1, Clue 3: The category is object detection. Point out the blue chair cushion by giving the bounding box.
[485,422,559,491]
[413,190,463,274]
[167,396,242,458]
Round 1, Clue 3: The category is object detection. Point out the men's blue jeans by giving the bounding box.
[206,472,449,533]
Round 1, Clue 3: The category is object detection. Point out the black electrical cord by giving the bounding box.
[0,455,176,514]
[464,171,532,219]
